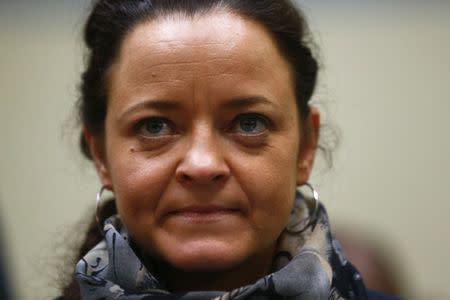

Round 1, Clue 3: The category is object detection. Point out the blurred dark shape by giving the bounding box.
[335,228,404,298]
[0,194,12,300]
[0,234,12,300]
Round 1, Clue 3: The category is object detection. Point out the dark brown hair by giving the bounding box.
[63,0,320,298]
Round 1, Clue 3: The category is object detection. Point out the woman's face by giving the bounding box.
[88,12,317,272]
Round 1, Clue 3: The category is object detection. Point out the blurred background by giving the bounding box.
[1,0,449,299]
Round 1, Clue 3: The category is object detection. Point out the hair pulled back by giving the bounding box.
[78,0,318,159]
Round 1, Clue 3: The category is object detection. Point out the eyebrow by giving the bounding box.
[220,96,277,110]
[118,99,182,121]
[118,96,276,121]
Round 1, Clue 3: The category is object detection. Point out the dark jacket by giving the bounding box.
[367,289,403,300]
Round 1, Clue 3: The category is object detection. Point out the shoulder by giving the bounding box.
[367,289,403,300]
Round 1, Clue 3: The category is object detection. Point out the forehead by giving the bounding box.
[108,11,295,110]
[115,11,292,74]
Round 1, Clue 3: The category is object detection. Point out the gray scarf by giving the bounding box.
[75,193,367,299]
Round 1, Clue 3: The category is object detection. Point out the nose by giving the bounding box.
[175,129,230,186]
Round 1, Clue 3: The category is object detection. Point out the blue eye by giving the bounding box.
[139,118,172,137]
[234,114,269,135]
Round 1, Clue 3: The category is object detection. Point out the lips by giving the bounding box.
[163,205,244,223]
[171,205,242,215]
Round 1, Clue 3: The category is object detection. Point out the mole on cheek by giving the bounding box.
[130,148,136,153]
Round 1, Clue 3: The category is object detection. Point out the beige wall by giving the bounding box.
[1,1,449,299]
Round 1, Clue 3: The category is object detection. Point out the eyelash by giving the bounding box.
[136,117,176,138]
[229,113,271,136]
[134,113,272,140]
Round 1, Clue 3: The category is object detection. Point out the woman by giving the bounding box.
[61,0,399,299]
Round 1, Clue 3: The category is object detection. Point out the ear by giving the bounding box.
[296,107,320,186]
[83,127,113,190]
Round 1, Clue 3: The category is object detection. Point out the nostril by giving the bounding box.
[175,152,230,185]
[175,168,228,185]
[212,174,224,182]
[179,173,192,183]
[178,173,223,184]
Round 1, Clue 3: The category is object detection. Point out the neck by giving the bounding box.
[152,246,276,292]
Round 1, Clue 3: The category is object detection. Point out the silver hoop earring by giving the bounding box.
[299,182,320,218]
[288,182,321,234]
[96,185,110,230]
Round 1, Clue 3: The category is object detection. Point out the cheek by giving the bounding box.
[107,149,176,223]
[251,170,296,219]
[231,144,299,234]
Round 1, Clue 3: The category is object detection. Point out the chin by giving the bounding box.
[164,241,247,272]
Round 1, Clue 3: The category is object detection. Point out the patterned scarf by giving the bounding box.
[75,193,368,299]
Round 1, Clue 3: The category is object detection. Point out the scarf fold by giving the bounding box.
[76,193,368,299]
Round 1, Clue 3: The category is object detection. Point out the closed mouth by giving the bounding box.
[165,206,243,222]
